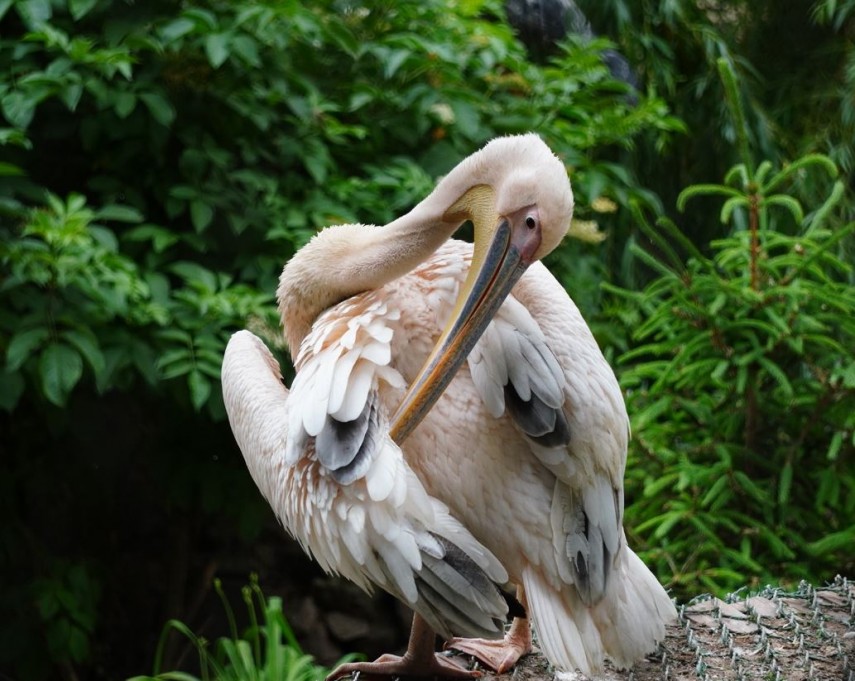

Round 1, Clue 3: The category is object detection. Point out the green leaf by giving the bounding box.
[765,194,804,224]
[756,356,794,398]
[302,138,330,184]
[805,180,845,235]
[69,0,98,20]
[139,92,175,127]
[159,358,195,380]
[61,82,83,111]
[348,90,373,112]
[0,161,25,176]
[701,475,729,508]
[205,33,231,69]
[190,199,213,232]
[827,430,844,461]
[449,99,480,140]
[654,216,709,266]
[642,472,679,499]
[89,225,118,251]
[631,204,683,270]
[324,18,359,58]
[18,0,52,25]
[39,343,83,406]
[2,91,36,129]
[0,0,13,21]
[188,370,211,410]
[763,153,838,193]
[170,261,218,290]
[652,511,684,539]
[808,528,855,555]
[62,329,105,377]
[159,17,195,43]
[230,35,260,67]
[96,204,143,222]
[382,49,409,79]
[113,91,136,118]
[720,195,748,223]
[631,396,672,431]
[754,160,773,185]
[183,7,217,29]
[676,184,743,212]
[732,471,768,504]
[116,59,132,80]
[129,339,158,386]
[7,327,50,370]
[67,625,89,663]
[628,242,678,280]
[123,225,179,253]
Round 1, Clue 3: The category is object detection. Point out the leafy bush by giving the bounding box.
[0,0,678,412]
[131,577,356,681]
[612,60,855,596]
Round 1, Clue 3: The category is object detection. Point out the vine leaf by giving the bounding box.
[39,343,83,407]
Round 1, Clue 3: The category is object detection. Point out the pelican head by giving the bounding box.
[390,134,573,442]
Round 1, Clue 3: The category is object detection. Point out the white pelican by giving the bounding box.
[222,134,676,679]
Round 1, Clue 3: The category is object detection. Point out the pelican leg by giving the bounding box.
[326,613,481,681]
[444,586,532,674]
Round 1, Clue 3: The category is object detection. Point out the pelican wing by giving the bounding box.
[486,267,677,675]
[468,294,570,446]
[515,264,630,606]
[465,266,629,607]
[285,291,407,485]
[222,296,512,640]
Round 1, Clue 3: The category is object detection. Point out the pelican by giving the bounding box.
[222,134,676,679]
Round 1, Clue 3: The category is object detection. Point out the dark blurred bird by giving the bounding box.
[506,0,639,99]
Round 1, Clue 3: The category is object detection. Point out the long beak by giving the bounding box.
[388,216,535,444]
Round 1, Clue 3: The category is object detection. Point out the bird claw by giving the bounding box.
[326,652,481,681]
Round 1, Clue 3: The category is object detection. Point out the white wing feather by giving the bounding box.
[223,292,511,641]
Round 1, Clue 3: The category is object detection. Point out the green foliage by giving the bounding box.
[34,561,100,667]
[0,0,679,414]
[131,577,356,681]
[1,190,270,414]
[610,61,855,597]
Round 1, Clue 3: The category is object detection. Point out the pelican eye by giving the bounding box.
[525,215,537,229]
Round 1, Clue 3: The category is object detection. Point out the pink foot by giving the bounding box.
[448,587,533,674]
[445,632,532,674]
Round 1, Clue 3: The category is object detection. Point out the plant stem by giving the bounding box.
[717,58,754,184]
